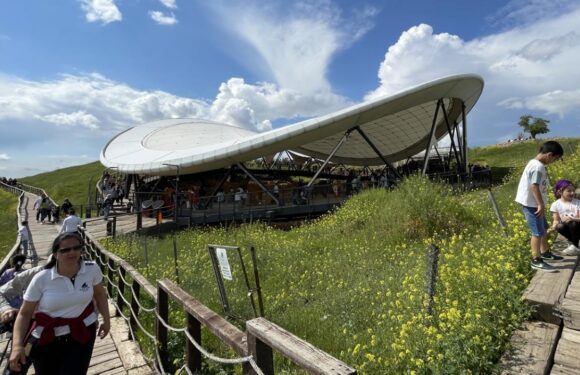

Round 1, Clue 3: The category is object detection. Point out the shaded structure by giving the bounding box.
[100,74,485,225]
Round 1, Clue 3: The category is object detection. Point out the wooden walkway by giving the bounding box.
[500,237,580,374]
[0,192,155,374]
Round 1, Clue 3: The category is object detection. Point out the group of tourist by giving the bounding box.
[515,141,580,272]
[96,173,126,219]
[0,232,110,375]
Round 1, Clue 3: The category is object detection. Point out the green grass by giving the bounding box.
[469,137,579,167]
[19,161,107,213]
[0,190,19,259]
[15,137,580,373]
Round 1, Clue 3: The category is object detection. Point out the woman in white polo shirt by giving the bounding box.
[9,232,111,374]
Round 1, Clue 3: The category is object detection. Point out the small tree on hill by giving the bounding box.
[518,115,550,139]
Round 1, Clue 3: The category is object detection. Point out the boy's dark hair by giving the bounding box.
[21,220,28,226]
[539,141,564,156]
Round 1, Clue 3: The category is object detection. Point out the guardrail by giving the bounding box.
[0,182,27,274]
[78,227,356,374]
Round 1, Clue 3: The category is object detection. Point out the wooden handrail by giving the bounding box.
[78,228,356,375]
[246,318,356,375]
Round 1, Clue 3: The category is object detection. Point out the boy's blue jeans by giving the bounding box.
[522,205,548,237]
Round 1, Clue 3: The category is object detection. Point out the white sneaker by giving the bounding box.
[563,244,580,256]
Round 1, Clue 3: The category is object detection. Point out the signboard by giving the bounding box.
[216,247,233,281]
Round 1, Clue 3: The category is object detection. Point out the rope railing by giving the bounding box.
[78,227,356,375]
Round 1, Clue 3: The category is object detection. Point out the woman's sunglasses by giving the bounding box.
[57,244,84,254]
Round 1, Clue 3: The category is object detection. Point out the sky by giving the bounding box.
[1,0,580,178]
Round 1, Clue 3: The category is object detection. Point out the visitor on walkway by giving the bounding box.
[515,141,564,272]
[18,221,30,255]
[0,260,44,375]
[60,209,83,233]
[549,179,580,255]
[60,198,72,215]
[9,232,111,375]
[33,195,43,223]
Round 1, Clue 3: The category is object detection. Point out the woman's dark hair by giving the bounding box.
[45,232,84,269]
[10,254,27,271]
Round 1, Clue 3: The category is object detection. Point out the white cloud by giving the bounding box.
[149,11,178,25]
[207,1,377,94]
[365,5,580,121]
[159,0,177,10]
[0,153,10,161]
[0,72,350,137]
[35,111,100,129]
[487,0,578,29]
[79,0,122,24]
[499,89,580,117]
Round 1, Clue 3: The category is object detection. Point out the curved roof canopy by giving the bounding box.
[101,74,484,176]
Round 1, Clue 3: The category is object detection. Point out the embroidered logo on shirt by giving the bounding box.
[80,282,89,292]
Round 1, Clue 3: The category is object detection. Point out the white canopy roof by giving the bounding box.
[101,74,484,176]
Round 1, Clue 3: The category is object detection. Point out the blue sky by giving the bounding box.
[1,0,580,178]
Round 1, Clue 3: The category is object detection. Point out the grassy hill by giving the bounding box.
[19,161,106,211]
[0,190,18,258]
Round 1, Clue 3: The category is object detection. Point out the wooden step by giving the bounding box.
[552,328,580,373]
[523,255,578,324]
[499,321,560,374]
[558,260,580,330]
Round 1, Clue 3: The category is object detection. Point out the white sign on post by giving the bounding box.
[216,247,233,281]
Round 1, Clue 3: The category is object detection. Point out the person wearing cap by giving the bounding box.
[9,232,110,374]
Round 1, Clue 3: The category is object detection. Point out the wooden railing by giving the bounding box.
[79,227,356,375]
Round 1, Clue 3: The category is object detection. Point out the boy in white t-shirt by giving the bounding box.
[549,179,580,255]
[515,141,564,272]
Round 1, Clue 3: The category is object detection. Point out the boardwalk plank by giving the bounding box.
[499,321,560,375]
[553,328,580,371]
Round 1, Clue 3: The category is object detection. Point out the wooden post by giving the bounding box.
[246,332,274,375]
[107,257,115,297]
[116,267,126,317]
[136,211,142,230]
[129,282,141,340]
[156,285,169,372]
[186,313,202,373]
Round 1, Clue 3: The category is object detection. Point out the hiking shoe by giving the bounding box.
[531,259,557,272]
[563,244,580,256]
[541,251,564,261]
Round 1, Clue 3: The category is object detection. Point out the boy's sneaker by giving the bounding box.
[563,244,580,256]
[540,251,564,261]
[531,258,557,272]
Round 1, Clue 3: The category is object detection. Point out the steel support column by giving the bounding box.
[439,100,463,172]
[306,129,353,188]
[202,168,233,209]
[355,126,402,179]
[422,99,442,176]
[236,162,279,206]
[461,102,468,174]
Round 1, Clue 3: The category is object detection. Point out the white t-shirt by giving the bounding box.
[515,159,549,207]
[550,198,580,218]
[24,261,102,337]
[60,214,83,233]
[18,226,29,241]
